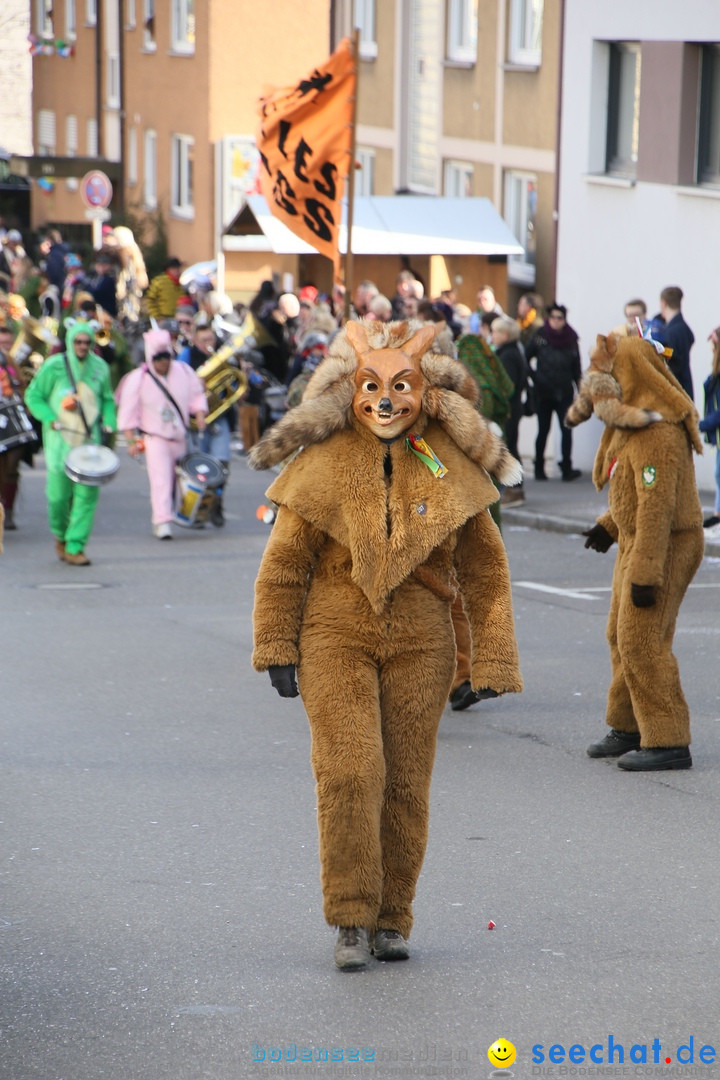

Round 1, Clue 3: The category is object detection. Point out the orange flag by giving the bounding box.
[257,38,356,277]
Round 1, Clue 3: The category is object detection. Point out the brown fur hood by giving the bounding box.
[249,318,522,488]
[565,332,702,488]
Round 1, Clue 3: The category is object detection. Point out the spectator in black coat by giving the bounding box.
[525,302,582,481]
[80,253,118,318]
[654,285,695,401]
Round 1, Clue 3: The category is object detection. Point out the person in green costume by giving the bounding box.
[25,320,116,566]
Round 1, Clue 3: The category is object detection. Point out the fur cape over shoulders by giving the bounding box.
[248,318,522,489]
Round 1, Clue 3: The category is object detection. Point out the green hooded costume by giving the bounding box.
[25,320,117,555]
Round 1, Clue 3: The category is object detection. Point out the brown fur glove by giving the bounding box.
[631,584,657,608]
[268,664,299,698]
[583,524,615,552]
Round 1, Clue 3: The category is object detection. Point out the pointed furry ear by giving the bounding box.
[344,320,370,356]
[590,334,616,373]
[402,324,437,361]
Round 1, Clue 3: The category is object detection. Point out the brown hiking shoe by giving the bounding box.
[64,551,91,566]
[54,539,66,560]
[333,927,370,970]
[372,928,410,961]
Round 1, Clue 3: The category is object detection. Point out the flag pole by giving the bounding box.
[342,29,360,325]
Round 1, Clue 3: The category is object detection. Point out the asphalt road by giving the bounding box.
[2,448,720,1080]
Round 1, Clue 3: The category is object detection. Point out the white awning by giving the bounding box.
[222,195,523,257]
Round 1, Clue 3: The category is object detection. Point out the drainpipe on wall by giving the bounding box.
[96,0,103,158]
[117,0,126,214]
[551,0,565,302]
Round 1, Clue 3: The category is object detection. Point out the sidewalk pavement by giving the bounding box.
[500,466,720,555]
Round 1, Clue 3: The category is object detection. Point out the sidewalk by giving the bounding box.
[500,466,720,555]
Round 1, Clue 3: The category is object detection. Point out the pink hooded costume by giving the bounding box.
[116,329,207,526]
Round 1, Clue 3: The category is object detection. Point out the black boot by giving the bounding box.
[534,460,547,481]
[560,461,581,481]
[210,494,225,527]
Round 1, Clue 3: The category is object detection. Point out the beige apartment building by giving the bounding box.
[27,1,557,308]
[27,0,331,290]
[333,0,559,309]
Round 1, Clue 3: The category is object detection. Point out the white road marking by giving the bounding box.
[37,582,104,590]
[515,581,720,602]
[514,581,599,601]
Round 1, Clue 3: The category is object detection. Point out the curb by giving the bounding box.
[501,504,720,556]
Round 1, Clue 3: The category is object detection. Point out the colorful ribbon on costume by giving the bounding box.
[405,433,447,478]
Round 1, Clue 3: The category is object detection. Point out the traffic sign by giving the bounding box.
[80,170,113,209]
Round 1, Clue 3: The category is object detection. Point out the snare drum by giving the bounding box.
[173,451,224,527]
[0,398,40,455]
[64,443,120,486]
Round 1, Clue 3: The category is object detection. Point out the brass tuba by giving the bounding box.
[10,316,60,375]
[193,330,249,426]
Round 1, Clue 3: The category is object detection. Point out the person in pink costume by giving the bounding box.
[116,328,207,538]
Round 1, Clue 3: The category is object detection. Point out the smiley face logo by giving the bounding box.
[488,1039,516,1068]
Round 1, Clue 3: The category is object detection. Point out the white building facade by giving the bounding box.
[554,0,720,489]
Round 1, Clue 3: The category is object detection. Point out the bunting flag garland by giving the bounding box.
[27,34,75,57]
[256,38,356,278]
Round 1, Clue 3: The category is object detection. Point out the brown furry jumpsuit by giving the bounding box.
[251,320,523,944]
[566,333,704,759]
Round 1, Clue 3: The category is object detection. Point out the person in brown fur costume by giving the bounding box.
[565,332,704,771]
[250,318,523,969]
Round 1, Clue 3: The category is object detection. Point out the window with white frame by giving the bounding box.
[107,54,121,108]
[36,0,53,37]
[353,0,377,61]
[447,0,477,64]
[144,0,156,50]
[172,0,195,53]
[66,0,77,39]
[444,159,473,196]
[508,0,543,66]
[86,0,97,27]
[37,110,56,154]
[355,147,375,196]
[605,42,641,178]
[144,129,157,208]
[697,44,720,186]
[87,118,98,156]
[66,115,78,156]
[504,171,537,286]
[128,127,138,185]
[171,134,194,216]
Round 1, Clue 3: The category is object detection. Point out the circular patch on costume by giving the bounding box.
[641,464,657,487]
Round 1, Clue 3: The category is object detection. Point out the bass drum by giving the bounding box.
[0,398,40,455]
[173,451,225,527]
[64,443,120,486]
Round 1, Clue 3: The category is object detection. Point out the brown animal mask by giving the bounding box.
[346,320,435,439]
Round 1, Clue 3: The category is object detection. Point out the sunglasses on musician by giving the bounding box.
[74,338,92,346]
[153,351,173,361]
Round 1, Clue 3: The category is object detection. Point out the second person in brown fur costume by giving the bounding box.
[566,332,704,771]
[250,319,523,969]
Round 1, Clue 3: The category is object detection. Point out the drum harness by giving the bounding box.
[62,354,100,444]
[142,364,193,449]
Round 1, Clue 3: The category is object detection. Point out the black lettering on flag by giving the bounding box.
[277,120,291,161]
[303,198,334,243]
[294,138,313,183]
[313,161,337,201]
[296,71,333,97]
[259,149,271,177]
[273,170,298,215]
